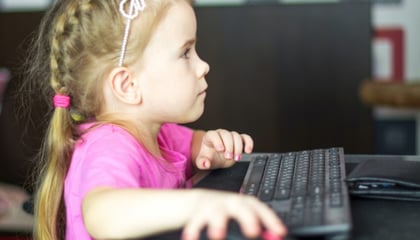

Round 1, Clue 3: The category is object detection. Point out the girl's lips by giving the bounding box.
[198,89,207,96]
[199,91,207,98]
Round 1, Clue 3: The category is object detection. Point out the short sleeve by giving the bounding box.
[67,126,143,198]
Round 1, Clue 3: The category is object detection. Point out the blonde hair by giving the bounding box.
[28,0,192,239]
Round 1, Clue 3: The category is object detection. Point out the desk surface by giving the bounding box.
[190,154,420,240]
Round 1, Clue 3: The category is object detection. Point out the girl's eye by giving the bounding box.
[182,48,191,59]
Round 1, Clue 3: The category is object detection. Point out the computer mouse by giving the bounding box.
[199,221,266,240]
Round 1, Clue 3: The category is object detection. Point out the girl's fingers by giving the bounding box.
[206,212,229,240]
[241,133,254,154]
[217,130,247,160]
[182,216,207,240]
[230,196,286,239]
[231,208,262,238]
[217,129,234,159]
[203,130,225,152]
[232,132,244,161]
[252,200,287,237]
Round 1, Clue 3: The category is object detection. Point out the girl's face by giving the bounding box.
[137,1,210,124]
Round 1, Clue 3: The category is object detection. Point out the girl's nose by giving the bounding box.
[198,57,210,79]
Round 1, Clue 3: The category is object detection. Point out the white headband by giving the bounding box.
[118,0,146,66]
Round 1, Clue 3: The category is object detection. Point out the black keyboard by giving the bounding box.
[241,147,351,238]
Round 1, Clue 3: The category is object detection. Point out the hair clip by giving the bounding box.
[118,0,146,67]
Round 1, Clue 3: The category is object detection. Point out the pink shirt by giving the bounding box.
[64,123,194,240]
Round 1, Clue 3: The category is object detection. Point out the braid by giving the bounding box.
[50,1,82,94]
[33,1,92,240]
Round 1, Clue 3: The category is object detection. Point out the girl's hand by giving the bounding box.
[182,190,287,240]
[195,129,254,170]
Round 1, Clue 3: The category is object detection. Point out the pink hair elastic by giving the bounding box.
[53,94,71,109]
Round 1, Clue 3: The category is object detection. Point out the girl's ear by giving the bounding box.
[107,67,142,104]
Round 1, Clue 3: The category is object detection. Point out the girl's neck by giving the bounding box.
[133,121,163,158]
[140,133,162,158]
[94,114,164,157]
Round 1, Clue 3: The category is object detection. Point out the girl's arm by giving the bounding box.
[83,187,287,240]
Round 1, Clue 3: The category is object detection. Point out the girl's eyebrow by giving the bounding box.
[180,38,196,49]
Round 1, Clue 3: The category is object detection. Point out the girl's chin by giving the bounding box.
[182,107,205,124]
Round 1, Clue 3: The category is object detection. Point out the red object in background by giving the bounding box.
[373,28,405,81]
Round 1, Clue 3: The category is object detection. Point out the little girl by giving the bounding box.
[28,0,287,239]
